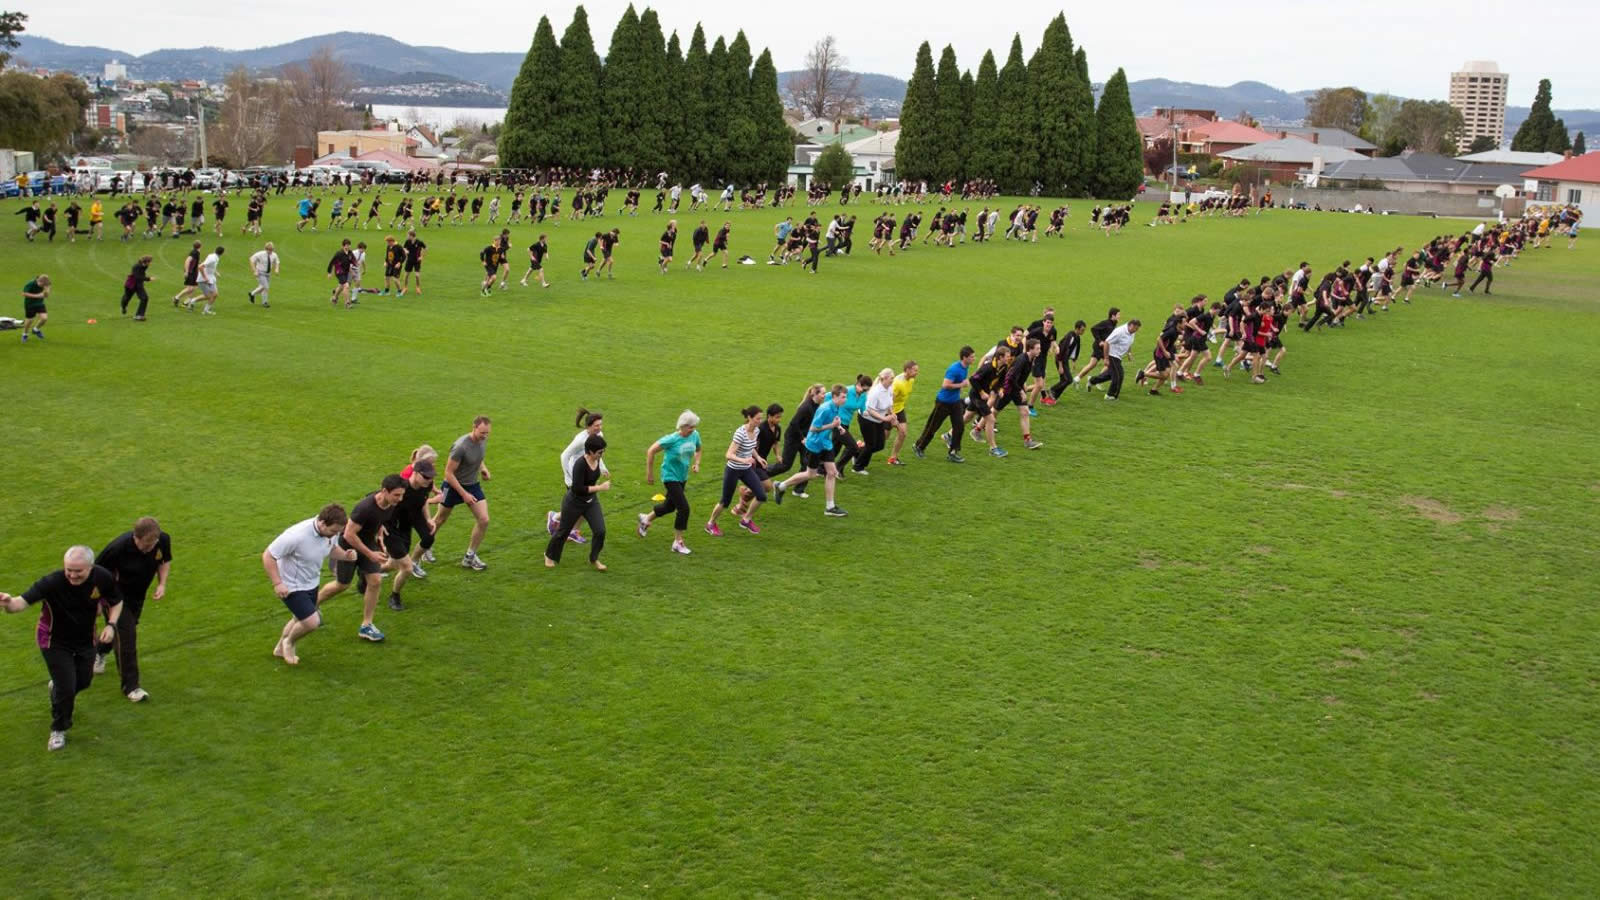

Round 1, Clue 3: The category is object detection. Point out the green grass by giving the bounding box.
[1,190,1597,898]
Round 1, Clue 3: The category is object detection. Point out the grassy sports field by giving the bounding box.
[1,188,1596,897]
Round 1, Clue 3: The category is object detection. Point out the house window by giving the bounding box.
[1534,182,1555,202]
[1568,188,1584,205]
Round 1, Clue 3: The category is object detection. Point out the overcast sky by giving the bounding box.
[22,0,1600,107]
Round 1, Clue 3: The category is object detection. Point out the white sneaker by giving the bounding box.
[48,730,66,751]
[93,653,106,674]
[410,560,428,579]
[670,541,692,555]
[127,688,149,703]
[422,548,436,563]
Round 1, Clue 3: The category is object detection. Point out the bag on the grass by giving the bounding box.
[0,317,22,330]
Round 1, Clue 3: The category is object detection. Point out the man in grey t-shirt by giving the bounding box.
[430,416,493,570]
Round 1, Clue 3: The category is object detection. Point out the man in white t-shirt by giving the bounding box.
[247,242,280,307]
[262,504,355,665]
[184,246,225,315]
[1088,319,1141,401]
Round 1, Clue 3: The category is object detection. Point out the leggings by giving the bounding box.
[546,496,605,563]
[855,419,888,469]
[719,466,767,506]
[765,430,805,479]
[652,480,690,531]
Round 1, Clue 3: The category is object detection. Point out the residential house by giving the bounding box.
[316,129,420,158]
[1520,152,1600,222]
[1273,128,1377,156]
[1457,149,1563,166]
[1184,120,1277,156]
[1308,152,1529,195]
[1218,137,1365,180]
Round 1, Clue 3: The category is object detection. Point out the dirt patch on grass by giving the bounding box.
[1137,554,1163,570]
[1322,695,1341,705]
[1481,505,1521,523]
[1280,482,1313,491]
[1246,545,1275,556]
[1328,489,1349,499]
[1400,495,1464,525]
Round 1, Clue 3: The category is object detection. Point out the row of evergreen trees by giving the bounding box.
[896,14,1144,198]
[498,5,791,184]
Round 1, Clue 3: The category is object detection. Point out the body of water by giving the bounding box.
[370,105,507,130]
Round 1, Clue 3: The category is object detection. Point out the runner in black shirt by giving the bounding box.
[401,230,426,296]
[92,517,171,700]
[3,545,124,751]
[659,221,678,274]
[327,239,356,307]
[521,233,551,288]
[319,475,406,643]
[1076,308,1122,387]
[1025,310,1058,408]
[765,384,823,483]
[1048,320,1086,400]
[711,222,731,269]
[479,241,500,296]
[386,458,437,612]
[687,220,709,270]
[598,228,620,279]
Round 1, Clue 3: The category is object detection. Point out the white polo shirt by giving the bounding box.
[1106,324,1137,360]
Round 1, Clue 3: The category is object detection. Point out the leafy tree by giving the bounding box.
[1575,131,1587,156]
[0,10,24,69]
[895,42,937,181]
[1511,78,1556,152]
[1143,136,1174,178]
[1363,93,1401,145]
[499,16,562,169]
[0,69,86,154]
[964,50,1002,180]
[599,5,641,169]
[632,8,670,174]
[553,5,605,167]
[748,48,792,185]
[678,26,713,180]
[995,34,1035,193]
[932,45,965,178]
[812,141,854,188]
[1546,117,1571,153]
[1305,87,1369,134]
[1093,68,1143,198]
[1392,99,1463,155]
[1467,135,1497,154]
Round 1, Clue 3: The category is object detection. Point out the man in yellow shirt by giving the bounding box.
[886,360,919,466]
[89,199,104,241]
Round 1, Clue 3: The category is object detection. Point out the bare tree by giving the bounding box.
[281,46,356,150]
[130,126,184,163]
[210,67,284,167]
[786,36,862,120]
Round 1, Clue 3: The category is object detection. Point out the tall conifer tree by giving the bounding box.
[896,42,938,181]
[499,16,561,168]
[553,5,605,166]
[1092,68,1143,198]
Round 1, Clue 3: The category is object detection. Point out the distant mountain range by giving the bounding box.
[16,33,1600,138]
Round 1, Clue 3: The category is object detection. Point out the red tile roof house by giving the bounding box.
[1184,120,1278,157]
[1520,152,1600,224]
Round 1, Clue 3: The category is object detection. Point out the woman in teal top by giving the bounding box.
[835,374,871,471]
[639,410,703,555]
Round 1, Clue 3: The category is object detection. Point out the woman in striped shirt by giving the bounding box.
[704,406,769,537]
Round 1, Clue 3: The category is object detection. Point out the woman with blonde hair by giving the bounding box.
[639,410,702,555]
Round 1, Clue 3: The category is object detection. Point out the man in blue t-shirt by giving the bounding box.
[775,384,849,517]
[913,346,976,463]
